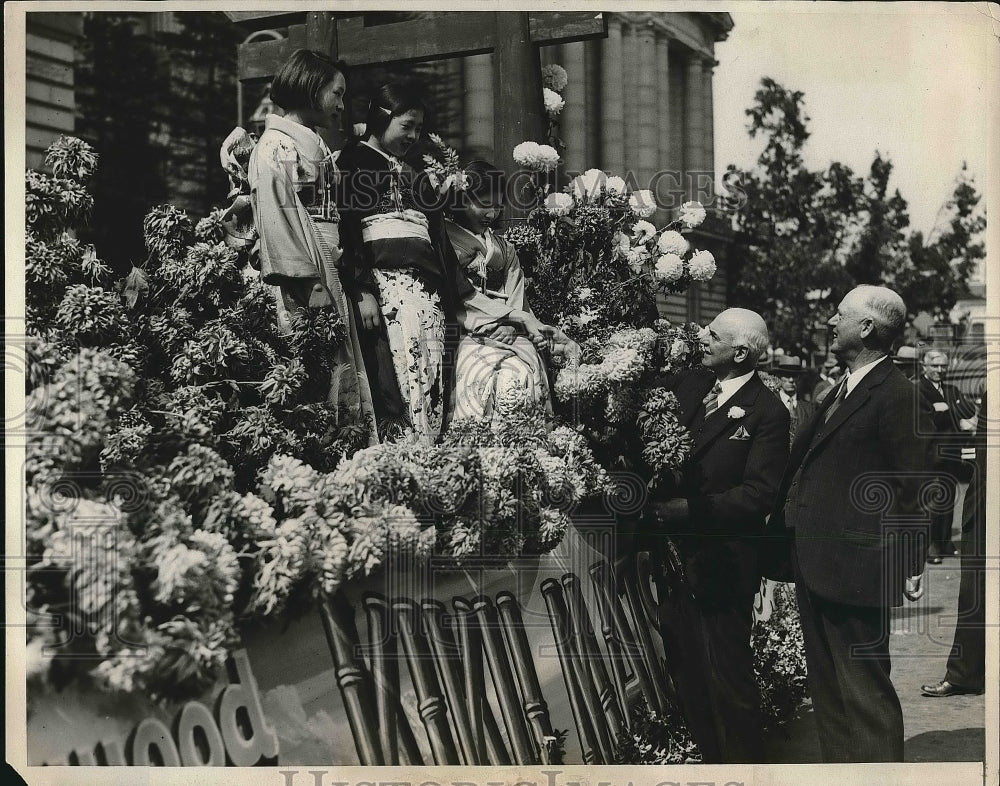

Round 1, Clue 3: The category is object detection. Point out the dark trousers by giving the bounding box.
[929,475,959,550]
[945,493,986,690]
[658,586,763,763]
[794,580,903,762]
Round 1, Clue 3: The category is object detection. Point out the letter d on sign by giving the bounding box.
[215,649,279,765]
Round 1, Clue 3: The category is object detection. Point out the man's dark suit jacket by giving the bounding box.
[663,367,790,606]
[916,375,976,482]
[771,358,928,607]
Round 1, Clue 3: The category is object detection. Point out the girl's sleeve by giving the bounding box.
[334,150,379,297]
[254,140,322,290]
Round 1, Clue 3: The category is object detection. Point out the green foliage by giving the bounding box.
[889,163,986,319]
[614,582,808,763]
[75,12,171,273]
[728,77,983,350]
[753,582,809,732]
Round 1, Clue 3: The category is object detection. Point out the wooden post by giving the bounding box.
[306,11,337,57]
[493,11,546,216]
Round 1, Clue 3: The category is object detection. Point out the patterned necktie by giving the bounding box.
[823,379,849,423]
[703,381,724,418]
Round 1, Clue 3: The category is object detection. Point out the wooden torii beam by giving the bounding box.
[230,11,607,182]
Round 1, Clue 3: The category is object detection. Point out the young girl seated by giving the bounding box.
[446,161,579,421]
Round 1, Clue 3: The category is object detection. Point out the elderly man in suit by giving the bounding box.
[652,307,790,763]
[770,285,928,762]
[772,355,818,442]
[921,392,987,697]
[915,348,977,563]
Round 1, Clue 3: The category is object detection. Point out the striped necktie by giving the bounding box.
[703,381,724,418]
[823,379,849,423]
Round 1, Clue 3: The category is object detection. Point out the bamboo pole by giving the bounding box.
[318,593,384,765]
[495,592,557,763]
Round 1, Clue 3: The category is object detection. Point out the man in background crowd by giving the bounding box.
[772,356,817,442]
[812,356,842,402]
[915,348,977,563]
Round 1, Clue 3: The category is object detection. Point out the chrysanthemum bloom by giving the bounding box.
[654,253,685,282]
[657,230,690,256]
[688,249,716,281]
[679,200,707,228]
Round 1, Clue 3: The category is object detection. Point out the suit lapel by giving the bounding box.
[692,375,762,457]
[807,359,892,454]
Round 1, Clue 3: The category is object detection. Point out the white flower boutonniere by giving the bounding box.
[728,406,746,419]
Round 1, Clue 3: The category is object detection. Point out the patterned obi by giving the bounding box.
[361,209,431,244]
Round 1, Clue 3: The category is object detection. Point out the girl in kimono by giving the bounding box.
[247,49,377,441]
[337,85,542,440]
[446,161,580,421]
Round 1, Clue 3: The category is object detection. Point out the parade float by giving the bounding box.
[22,31,806,764]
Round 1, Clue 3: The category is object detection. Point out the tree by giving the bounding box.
[157,12,241,217]
[75,13,171,274]
[889,164,986,320]
[726,78,915,353]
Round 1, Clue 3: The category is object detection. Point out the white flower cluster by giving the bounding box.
[679,200,707,228]
[570,168,627,201]
[687,249,717,281]
[629,189,657,218]
[513,141,561,171]
[543,87,566,117]
[553,327,658,398]
[545,192,574,215]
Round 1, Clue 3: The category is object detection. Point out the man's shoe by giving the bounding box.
[920,680,982,697]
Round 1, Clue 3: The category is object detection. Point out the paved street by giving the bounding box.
[764,551,986,763]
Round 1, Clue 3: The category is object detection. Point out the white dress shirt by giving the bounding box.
[716,370,755,408]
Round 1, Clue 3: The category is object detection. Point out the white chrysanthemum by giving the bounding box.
[609,327,658,353]
[545,192,573,216]
[494,383,532,417]
[626,246,651,273]
[538,508,570,544]
[688,249,716,281]
[543,87,566,116]
[679,200,707,228]
[605,175,628,196]
[603,347,643,382]
[632,220,657,245]
[554,363,606,398]
[577,286,593,302]
[236,492,278,534]
[570,168,607,200]
[577,306,601,326]
[512,141,560,171]
[541,63,569,92]
[654,253,685,283]
[629,190,657,218]
[657,230,690,256]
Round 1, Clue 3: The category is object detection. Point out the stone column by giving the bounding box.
[600,17,625,173]
[621,21,639,177]
[703,58,716,202]
[636,23,657,190]
[463,53,494,159]
[656,33,670,172]
[584,39,600,167]
[683,51,706,200]
[667,49,685,179]
[561,41,587,173]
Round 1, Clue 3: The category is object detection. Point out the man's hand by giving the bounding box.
[652,498,690,529]
[904,573,924,602]
[355,290,381,331]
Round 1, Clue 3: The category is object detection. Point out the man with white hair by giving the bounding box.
[652,307,790,763]
[915,348,976,563]
[769,285,928,762]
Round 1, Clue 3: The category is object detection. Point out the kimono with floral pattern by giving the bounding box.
[336,140,487,441]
